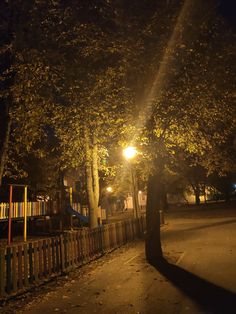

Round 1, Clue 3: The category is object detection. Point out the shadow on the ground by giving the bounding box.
[182,218,236,232]
[162,219,236,243]
[152,258,236,314]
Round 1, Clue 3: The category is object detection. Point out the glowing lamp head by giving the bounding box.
[123,146,137,160]
[106,186,112,193]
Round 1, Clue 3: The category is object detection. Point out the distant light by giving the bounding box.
[138,190,142,194]
[123,146,137,160]
[106,186,112,193]
[234,184,236,189]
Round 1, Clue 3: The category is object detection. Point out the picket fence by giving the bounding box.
[0,202,49,220]
[0,217,146,299]
[0,202,87,220]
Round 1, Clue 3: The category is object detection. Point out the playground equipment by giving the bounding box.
[1,185,106,244]
[7,184,28,245]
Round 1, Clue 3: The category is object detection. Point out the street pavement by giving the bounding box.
[1,206,236,314]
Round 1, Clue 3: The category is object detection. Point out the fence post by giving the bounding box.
[66,233,71,269]
[23,243,29,287]
[133,219,137,237]
[88,229,93,259]
[123,221,127,243]
[99,226,104,254]
[121,221,125,244]
[12,246,17,292]
[77,230,83,265]
[0,248,6,297]
[56,237,61,273]
[18,245,23,289]
[126,220,131,241]
[70,233,75,268]
[33,242,39,282]
[28,243,34,283]
[66,234,70,270]
[81,229,88,263]
[116,222,122,246]
[6,247,12,294]
[47,239,52,276]
[131,219,135,240]
[38,240,43,278]
[60,235,65,272]
[111,224,117,248]
[42,240,47,278]
[103,225,110,252]
[73,233,78,265]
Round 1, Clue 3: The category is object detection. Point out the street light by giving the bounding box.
[123,146,140,218]
[106,186,113,193]
[123,146,137,160]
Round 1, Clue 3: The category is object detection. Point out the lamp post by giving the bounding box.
[123,146,140,218]
[106,186,113,217]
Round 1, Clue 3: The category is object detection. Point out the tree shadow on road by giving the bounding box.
[182,218,236,232]
[152,258,236,314]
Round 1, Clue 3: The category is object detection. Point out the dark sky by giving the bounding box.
[218,0,236,27]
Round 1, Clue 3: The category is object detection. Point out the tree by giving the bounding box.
[0,1,127,227]
[142,0,236,263]
[207,172,234,202]
[0,0,14,186]
[0,0,62,185]
[48,2,133,227]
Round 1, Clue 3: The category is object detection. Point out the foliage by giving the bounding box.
[135,1,236,195]
[0,0,235,212]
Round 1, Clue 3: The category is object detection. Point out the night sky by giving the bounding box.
[219,0,236,27]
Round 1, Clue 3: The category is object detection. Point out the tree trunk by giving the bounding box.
[0,107,11,186]
[145,173,163,265]
[84,127,99,228]
[194,185,200,205]
[92,134,99,207]
[58,171,66,230]
[203,184,207,203]
[86,161,97,228]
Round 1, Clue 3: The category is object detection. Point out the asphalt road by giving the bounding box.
[2,207,236,314]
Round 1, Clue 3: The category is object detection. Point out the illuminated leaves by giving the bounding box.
[0,0,234,188]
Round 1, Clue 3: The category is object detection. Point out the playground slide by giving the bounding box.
[65,205,89,223]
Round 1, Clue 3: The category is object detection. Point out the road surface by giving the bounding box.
[1,207,236,314]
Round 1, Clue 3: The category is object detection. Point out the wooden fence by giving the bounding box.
[0,217,146,299]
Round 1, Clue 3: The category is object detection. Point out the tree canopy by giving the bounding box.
[0,0,235,229]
